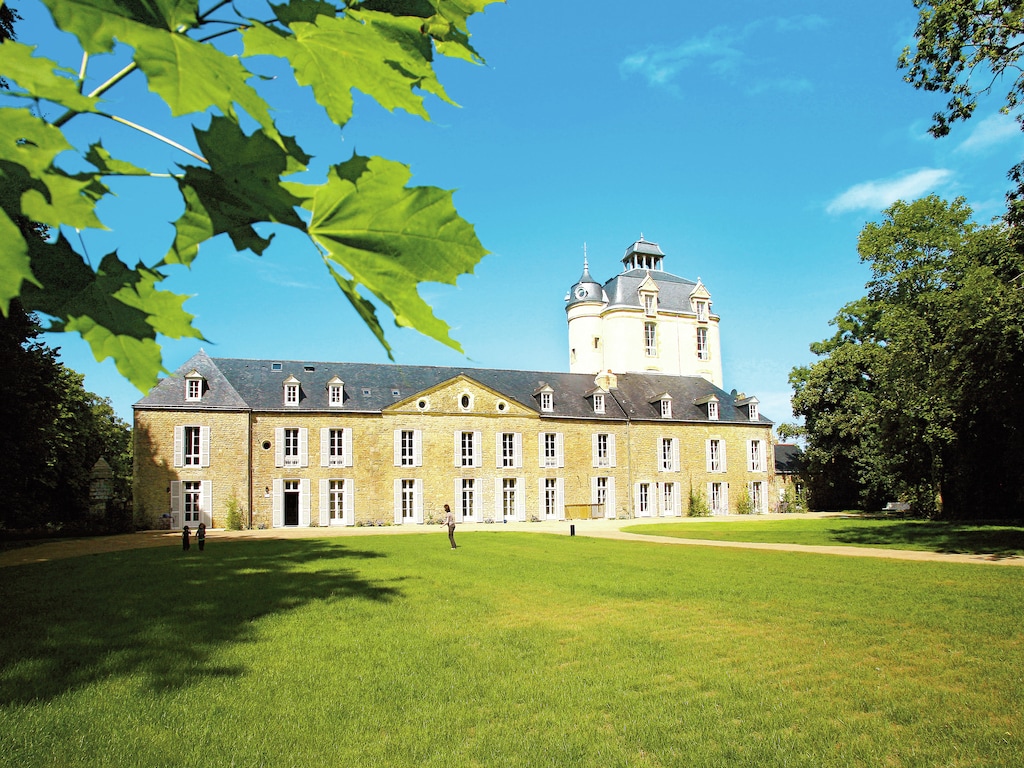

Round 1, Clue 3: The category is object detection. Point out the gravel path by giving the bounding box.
[2,513,1021,568]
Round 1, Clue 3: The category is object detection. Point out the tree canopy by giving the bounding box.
[0,0,498,391]
[791,196,1024,517]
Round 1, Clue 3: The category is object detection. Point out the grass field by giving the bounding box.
[625,516,1024,556]
[1,531,1021,767]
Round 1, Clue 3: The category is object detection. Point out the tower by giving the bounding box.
[565,237,723,386]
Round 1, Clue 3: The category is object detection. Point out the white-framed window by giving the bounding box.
[635,482,651,517]
[174,425,210,468]
[275,427,308,468]
[708,400,719,421]
[645,322,657,357]
[593,393,605,414]
[539,432,564,468]
[456,430,482,467]
[185,377,203,401]
[593,433,616,468]
[458,392,474,411]
[659,437,679,472]
[319,478,353,526]
[321,428,353,468]
[283,376,300,406]
[660,398,672,419]
[748,440,765,473]
[661,481,680,517]
[749,481,764,514]
[643,293,656,316]
[459,478,476,522]
[170,479,210,529]
[327,379,344,407]
[708,481,728,515]
[497,432,522,468]
[183,480,202,525]
[695,300,707,322]
[748,402,759,421]
[706,439,726,472]
[592,476,616,519]
[540,391,553,412]
[498,477,522,522]
[393,478,423,524]
[394,429,422,467]
[696,327,709,360]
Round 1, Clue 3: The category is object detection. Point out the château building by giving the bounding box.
[133,238,775,529]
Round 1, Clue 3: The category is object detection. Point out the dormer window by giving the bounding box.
[283,375,300,406]
[708,400,719,420]
[748,402,758,421]
[652,394,672,419]
[326,376,344,407]
[184,370,205,402]
[695,300,708,322]
[535,384,554,413]
[593,393,605,414]
[643,293,657,316]
[735,395,760,422]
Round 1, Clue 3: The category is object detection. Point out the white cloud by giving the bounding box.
[955,113,1021,154]
[825,168,954,214]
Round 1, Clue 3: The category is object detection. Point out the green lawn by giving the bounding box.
[624,516,1024,556]
[1,532,1022,767]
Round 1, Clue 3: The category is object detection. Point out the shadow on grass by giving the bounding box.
[827,520,1024,557]
[0,538,400,705]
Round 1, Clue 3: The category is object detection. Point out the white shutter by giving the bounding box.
[199,426,211,467]
[275,428,285,468]
[170,480,181,527]
[606,478,616,519]
[537,479,546,519]
[344,481,354,526]
[556,478,565,521]
[299,429,309,468]
[609,435,617,468]
[321,429,330,468]
[707,482,715,514]
[746,440,753,472]
[173,426,184,468]
[723,483,730,514]
[495,433,504,469]
[473,431,482,467]
[272,479,283,527]
[515,478,526,521]
[393,479,402,525]
[705,440,713,472]
[413,430,423,467]
[319,479,329,526]
[634,482,642,517]
[299,479,311,526]
[454,478,463,521]
[343,428,353,467]
[591,477,599,504]
[671,438,679,473]
[454,430,461,467]
[537,435,546,468]
[394,431,402,467]
[414,479,424,524]
[721,441,728,472]
[592,434,600,468]
[200,480,212,527]
[494,478,503,521]
[514,433,523,468]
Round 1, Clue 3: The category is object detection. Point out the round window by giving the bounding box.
[496,401,507,412]
[262,440,271,450]
[460,394,471,408]
[417,399,428,410]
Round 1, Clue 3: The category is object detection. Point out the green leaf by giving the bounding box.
[325,261,393,358]
[286,153,487,352]
[38,0,199,54]
[166,117,308,265]
[243,10,453,129]
[0,208,36,314]
[0,40,101,112]
[0,107,72,177]
[20,237,203,390]
[85,143,151,176]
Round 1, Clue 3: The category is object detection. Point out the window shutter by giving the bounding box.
[343,428,353,467]
[173,426,184,468]
[609,435,617,468]
[200,480,212,527]
[344,481,354,526]
[537,435,545,468]
[299,479,311,526]
[514,433,523,468]
[199,427,211,467]
[495,433,503,469]
[672,438,679,473]
[746,440,753,472]
[321,429,330,468]
[413,430,423,467]
[170,481,181,526]
[275,428,285,468]
[537,479,545,520]
[592,434,599,468]
[556,433,564,468]
[319,479,329,526]
[707,482,715,514]
[299,429,309,468]
[414,479,424,524]
[705,440,712,472]
[722,483,730,514]
[473,431,482,467]
[454,478,463,521]
[454,430,461,467]
[393,479,402,525]
[272,479,283,528]
[633,483,642,517]
[721,442,728,472]
[394,431,402,467]
[494,478,502,521]
[515,478,526,521]
[556,478,565,521]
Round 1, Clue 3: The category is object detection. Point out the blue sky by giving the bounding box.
[11,1,1024,428]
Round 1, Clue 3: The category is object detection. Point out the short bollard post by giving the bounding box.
[570,524,575,536]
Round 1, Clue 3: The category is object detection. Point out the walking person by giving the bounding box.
[182,525,191,552]
[196,522,206,552]
[443,504,457,549]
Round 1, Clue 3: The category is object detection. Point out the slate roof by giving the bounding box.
[603,269,698,313]
[136,350,773,426]
[774,444,803,474]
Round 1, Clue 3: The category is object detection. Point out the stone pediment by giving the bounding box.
[385,374,536,417]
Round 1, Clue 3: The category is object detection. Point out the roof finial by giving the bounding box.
[583,242,588,270]
[639,231,645,242]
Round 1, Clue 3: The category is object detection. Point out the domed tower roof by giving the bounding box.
[621,236,665,271]
[566,256,605,308]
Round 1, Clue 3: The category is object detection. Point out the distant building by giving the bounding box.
[133,238,776,529]
[774,444,804,510]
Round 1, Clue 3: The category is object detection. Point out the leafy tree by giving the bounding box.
[0,0,497,392]
[792,196,1024,518]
